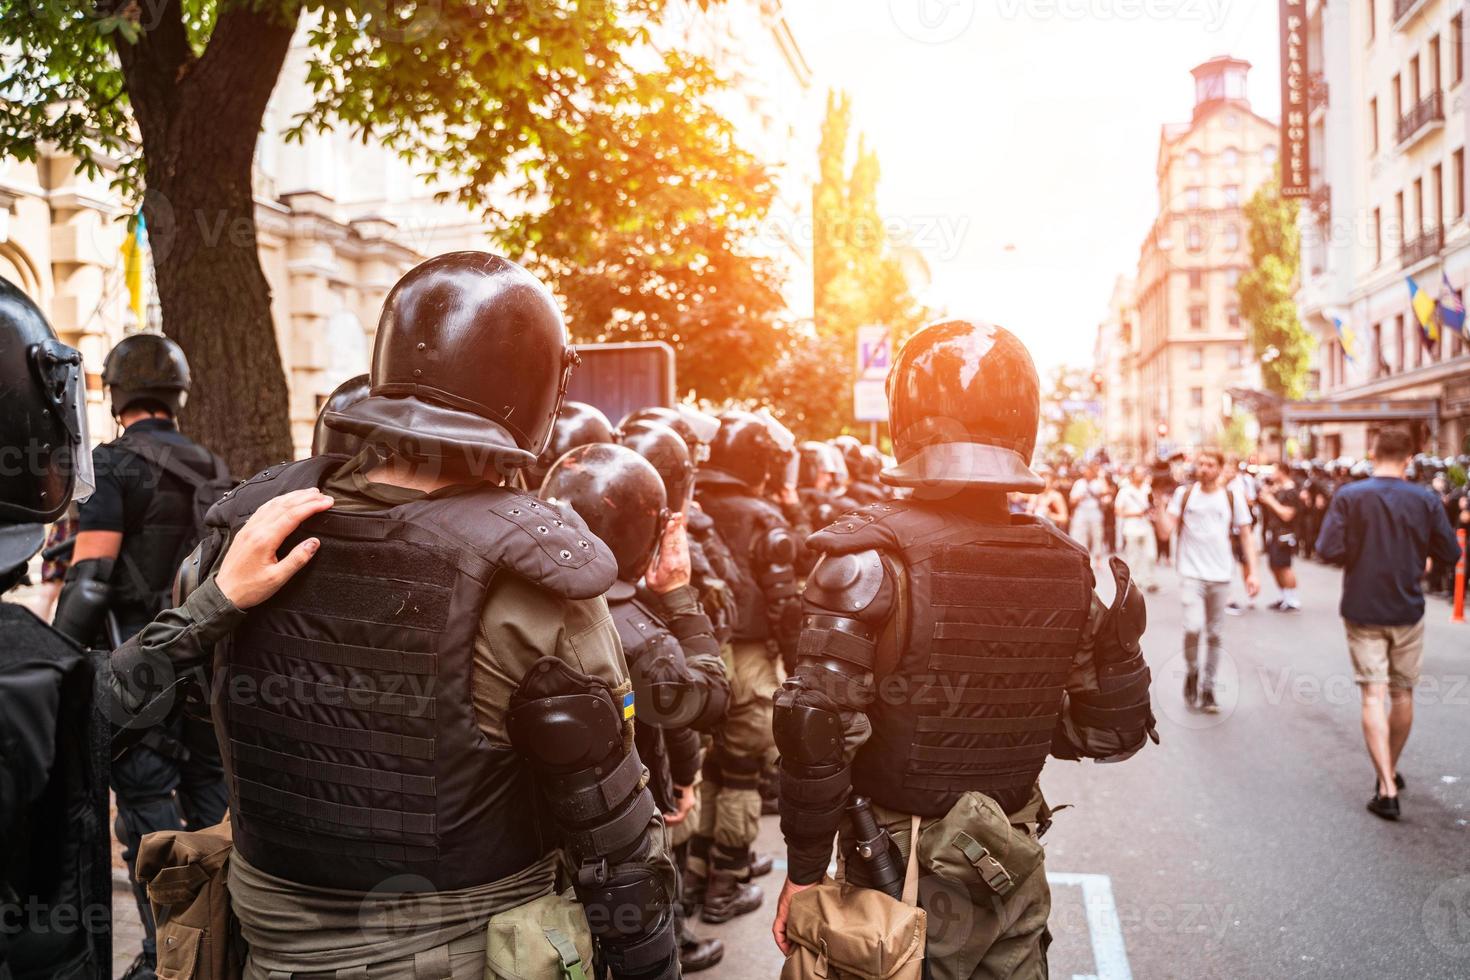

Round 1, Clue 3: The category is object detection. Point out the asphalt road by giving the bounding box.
[111,556,1470,979]
[699,557,1470,980]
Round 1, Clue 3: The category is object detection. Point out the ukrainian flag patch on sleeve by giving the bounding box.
[622,692,636,721]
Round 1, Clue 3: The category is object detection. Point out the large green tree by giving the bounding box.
[0,0,750,473]
[1238,176,1315,400]
[497,53,789,403]
[788,89,925,437]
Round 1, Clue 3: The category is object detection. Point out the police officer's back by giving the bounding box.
[0,277,109,980]
[111,253,680,979]
[772,321,1158,979]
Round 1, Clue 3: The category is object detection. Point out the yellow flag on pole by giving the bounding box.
[120,213,147,327]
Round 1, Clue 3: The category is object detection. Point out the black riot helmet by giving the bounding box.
[0,276,92,576]
[883,319,1044,492]
[798,441,840,488]
[541,443,669,584]
[619,420,696,512]
[324,252,577,474]
[312,374,371,458]
[706,410,780,492]
[859,445,885,482]
[102,332,191,417]
[620,404,721,463]
[527,401,615,490]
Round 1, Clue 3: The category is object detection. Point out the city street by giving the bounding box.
[698,556,1470,980]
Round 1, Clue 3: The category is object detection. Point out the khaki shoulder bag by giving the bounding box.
[780,814,927,980]
[136,817,246,980]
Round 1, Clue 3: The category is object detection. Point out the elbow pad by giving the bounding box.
[755,526,799,600]
[773,678,852,845]
[628,636,727,732]
[53,557,115,646]
[507,658,676,979]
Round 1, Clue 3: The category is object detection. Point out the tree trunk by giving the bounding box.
[112,1,299,477]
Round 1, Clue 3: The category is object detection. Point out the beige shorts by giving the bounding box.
[1346,619,1425,688]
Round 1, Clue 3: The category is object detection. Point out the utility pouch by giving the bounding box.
[919,791,1044,903]
[484,890,594,980]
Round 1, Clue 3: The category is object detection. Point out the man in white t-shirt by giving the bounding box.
[1166,450,1260,712]
[1069,465,1111,565]
[1115,465,1157,592]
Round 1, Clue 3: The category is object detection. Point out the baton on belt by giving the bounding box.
[847,796,905,900]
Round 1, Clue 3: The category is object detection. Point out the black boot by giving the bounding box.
[700,868,764,924]
[678,919,726,973]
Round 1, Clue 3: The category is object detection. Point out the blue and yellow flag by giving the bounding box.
[120,212,148,327]
[621,691,635,722]
[1438,272,1467,341]
[1332,315,1360,364]
[1406,276,1440,347]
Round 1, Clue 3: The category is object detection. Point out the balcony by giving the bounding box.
[1395,0,1431,29]
[1308,72,1328,111]
[1397,89,1444,148]
[1401,225,1444,268]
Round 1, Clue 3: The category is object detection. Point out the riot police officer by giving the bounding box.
[543,441,731,973]
[834,436,888,505]
[0,276,109,980]
[51,331,231,980]
[771,320,1158,979]
[797,441,858,529]
[686,410,802,922]
[108,253,679,979]
[525,399,616,488]
[311,373,370,457]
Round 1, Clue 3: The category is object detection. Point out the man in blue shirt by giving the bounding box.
[1316,428,1462,821]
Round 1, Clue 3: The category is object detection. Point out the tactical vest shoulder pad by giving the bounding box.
[806,500,917,557]
[607,594,666,661]
[205,457,337,530]
[462,492,618,601]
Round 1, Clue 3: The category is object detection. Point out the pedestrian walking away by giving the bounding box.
[1315,428,1463,822]
[1116,465,1159,593]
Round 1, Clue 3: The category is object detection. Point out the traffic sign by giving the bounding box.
[856,325,892,382]
[853,379,888,422]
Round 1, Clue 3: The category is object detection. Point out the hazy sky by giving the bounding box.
[784,0,1283,373]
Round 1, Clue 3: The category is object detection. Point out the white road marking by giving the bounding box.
[1048,873,1133,980]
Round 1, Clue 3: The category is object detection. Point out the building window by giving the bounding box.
[1185,186,1201,209]
[1188,269,1203,289]
[1189,306,1205,331]
[1430,35,1441,93]
[1187,225,1203,251]
[1432,163,1444,227]
[1224,185,1240,207]
[1227,346,1244,368]
[1395,191,1405,249]
[1393,74,1402,121]
[1263,144,1277,165]
[1224,225,1241,250]
[1223,147,1239,166]
[1190,387,1204,407]
[1394,316,1405,372]
[1455,14,1465,84]
[1189,347,1204,369]
[1374,207,1382,263]
[1370,98,1379,154]
[1227,304,1241,328]
[1413,177,1424,234]
[1455,149,1465,218]
[1410,55,1422,106]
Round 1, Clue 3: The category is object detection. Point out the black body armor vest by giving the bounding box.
[206,457,618,892]
[0,604,109,980]
[111,432,229,633]
[696,480,788,642]
[809,501,1091,817]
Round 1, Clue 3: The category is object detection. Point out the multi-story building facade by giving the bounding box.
[1298,0,1470,459]
[1131,57,1274,458]
[1094,274,1141,461]
[0,1,816,455]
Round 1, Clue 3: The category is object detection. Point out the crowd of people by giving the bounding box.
[1013,450,1470,613]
